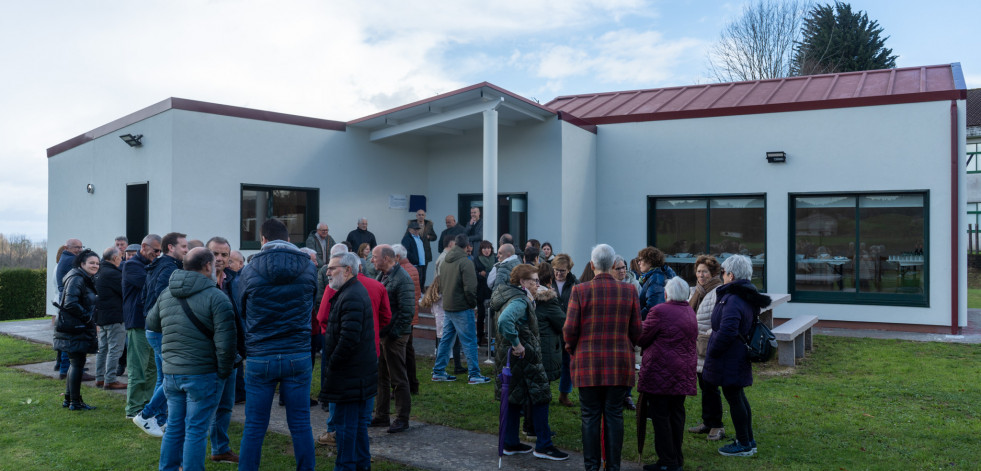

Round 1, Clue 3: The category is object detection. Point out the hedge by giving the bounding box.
[0,269,47,320]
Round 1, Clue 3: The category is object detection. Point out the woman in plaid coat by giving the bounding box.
[563,244,641,471]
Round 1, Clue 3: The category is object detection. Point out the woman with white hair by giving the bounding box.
[702,255,771,458]
[637,277,697,471]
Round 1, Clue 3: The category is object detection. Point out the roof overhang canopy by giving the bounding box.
[347,82,556,141]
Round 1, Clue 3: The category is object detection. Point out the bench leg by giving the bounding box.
[777,340,796,366]
[795,335,805,359]
[804,328,813,352]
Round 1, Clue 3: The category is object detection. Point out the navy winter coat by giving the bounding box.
[236,241,317,357]
[637,300,697,396]
[638,265,677,319]
[121,252,151,329]
[701,280,771,388]
[93,263,123,326]
[320,275,378,404]
[143,254,182,317]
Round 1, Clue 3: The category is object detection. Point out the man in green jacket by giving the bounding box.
[431,234,490,384]
[146,247,236,471]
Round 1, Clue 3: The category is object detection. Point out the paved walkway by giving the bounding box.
[4,312,981,470]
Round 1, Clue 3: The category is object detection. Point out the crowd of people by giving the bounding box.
[51,207,769,471]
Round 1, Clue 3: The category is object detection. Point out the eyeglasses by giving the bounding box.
[525,278,540,284]
[614,265,627,271]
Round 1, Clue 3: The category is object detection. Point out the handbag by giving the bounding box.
[740,315,776,363]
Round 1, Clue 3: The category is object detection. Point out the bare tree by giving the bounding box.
[707,0,811,82]
[0,234,47,269]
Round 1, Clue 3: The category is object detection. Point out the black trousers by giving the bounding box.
[64,352,87,404]
[406,333,419,392]
[698,372,724,428]
[415,265,427,290]
[648,394,686,468]
[579,385,628,471]
[722,385,754,444]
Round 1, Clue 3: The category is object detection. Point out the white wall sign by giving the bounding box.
[389,194,407,209]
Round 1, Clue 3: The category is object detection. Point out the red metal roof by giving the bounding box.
[547,64,967,125]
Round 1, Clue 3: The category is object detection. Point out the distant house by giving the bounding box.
[47,63,969,334]
[965,89,981,232]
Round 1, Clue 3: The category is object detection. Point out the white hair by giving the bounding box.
[299,247,317,256]
[664,277,690,302]
[330,243,349,256]
[721,255,753,280]
[331,252,361,274]
[590,244,616,272]
[391,244,407,259]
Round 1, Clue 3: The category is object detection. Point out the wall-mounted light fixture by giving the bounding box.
[86,183,95,194]
[766,151,786,163]
[120,134,143,147]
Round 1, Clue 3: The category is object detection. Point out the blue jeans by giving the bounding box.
[431,309,481,378]
[159,373,220,471]
[334,400,371,471]
[239,353,314,471]
[143,330,168,423]
[208,369,237,456]
[505,402,553,450]
[326,397,373,434]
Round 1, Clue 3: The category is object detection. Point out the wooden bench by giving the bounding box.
[771,315,819,366]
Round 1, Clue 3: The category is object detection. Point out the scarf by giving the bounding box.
[689,275,723,311]
[478,254,495,271]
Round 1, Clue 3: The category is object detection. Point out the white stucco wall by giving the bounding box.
[595,100,964,328]
[559,122,598,268]
[46,112,175,312]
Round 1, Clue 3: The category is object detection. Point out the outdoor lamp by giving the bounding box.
[766,151,786,163]
[86,183,94,194]
[120,133,143,147]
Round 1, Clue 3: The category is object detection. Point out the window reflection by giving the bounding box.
[241,186,316,249]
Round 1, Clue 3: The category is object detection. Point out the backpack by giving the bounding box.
[741,315,776,363]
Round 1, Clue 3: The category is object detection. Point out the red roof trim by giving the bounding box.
[579,90,965,125]
[556,111,597,134]
[47,98,346,158]
[346,82,554,125]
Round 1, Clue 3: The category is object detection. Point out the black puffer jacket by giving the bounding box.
[94,263,123,326]
[320,276,378,404]
[377,264,415,339]
[533,287,564,382]
[53,268,98,354]
[491,284,551,406]
[703,280,771,388]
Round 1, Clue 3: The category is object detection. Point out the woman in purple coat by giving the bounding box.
[637,277,697,471]
[702,255,771,458]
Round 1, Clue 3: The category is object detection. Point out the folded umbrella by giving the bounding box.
[497,347,512,469]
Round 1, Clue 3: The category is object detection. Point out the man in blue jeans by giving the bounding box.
[145,247,236,471]
[432,234,490,384]
[237,219,318,471]
[134,231,188,437]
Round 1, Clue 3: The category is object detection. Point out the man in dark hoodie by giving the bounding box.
[146,247,236,471]
[237,219,317,471]
[94,247,126,390]
[133,231,187,437]
[123,234,161,421]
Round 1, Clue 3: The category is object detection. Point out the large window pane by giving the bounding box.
[858,194,924,295]
[794,196,856,292]
[651,195,765,290]
[240,186,317,249]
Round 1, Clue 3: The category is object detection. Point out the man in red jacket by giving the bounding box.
[563,244,641,471]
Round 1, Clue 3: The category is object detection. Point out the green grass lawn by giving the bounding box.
[0,336,412,471]
[405,337,981,470]
[968,288,981,308]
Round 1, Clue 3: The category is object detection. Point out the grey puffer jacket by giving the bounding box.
[53,268,98,354]
[492,284,551,406]
[145,270,237,379]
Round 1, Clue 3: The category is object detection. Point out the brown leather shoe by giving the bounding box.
[95,380,104,388]
[688,423,710,434]
[104,381,127,390]
[707,427,726,441]
[558,393,574,407]
[209,451,239,463]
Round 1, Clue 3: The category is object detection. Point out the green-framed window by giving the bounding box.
[788,191,928,306]
[647,194,766,291]
[968,142,981,173]
[240,184,319,250]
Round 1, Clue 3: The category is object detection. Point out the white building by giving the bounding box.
[47,63,968,333]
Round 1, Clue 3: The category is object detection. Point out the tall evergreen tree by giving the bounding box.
[791,2,897,76]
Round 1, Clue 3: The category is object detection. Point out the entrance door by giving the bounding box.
[458,193,527,246]
[126,182,149,243]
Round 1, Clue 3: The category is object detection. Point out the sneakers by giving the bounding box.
[718,439,757,457]
[707,427,726,441]
[133,413,164,438]
[68,402,96,411]
[533,446,569,461]
[431,374,457,382]
[209,451,239,464]
[502,443,533,455]
[688,423,710,433]
[316,431,336,446]
[468,375,491,385]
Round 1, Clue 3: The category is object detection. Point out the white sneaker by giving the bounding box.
[133,413,164,437]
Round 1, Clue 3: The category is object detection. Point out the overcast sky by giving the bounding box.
[1,0,977,242]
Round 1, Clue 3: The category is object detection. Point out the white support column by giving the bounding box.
[482,108,498,249]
